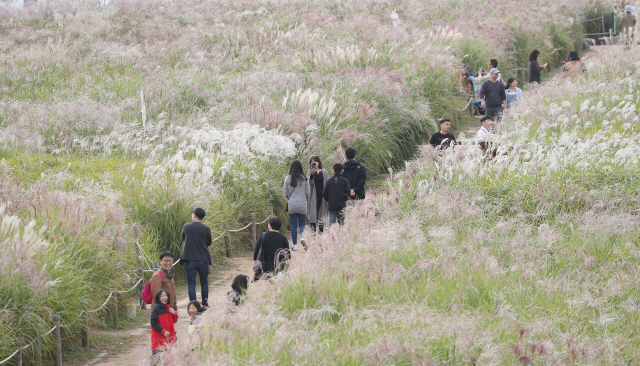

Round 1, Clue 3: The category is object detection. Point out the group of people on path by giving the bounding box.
[437,48,588,152]
[147,207,214,360]
[281,147,366,251]
[146,148,367,360]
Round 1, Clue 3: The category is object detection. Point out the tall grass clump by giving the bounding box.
[0,179,137,363]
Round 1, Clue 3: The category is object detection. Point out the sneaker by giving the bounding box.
[201,305,209,312]
[292,245,298,251]
[300,238,307,250]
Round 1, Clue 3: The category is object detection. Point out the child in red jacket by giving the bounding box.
[150,289,178,359]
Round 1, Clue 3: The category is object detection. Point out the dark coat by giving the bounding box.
[529,60,543,83]
[253,231,290,274]
[342,160,366,199]
[150,303,178,350]
[322,174,351,212]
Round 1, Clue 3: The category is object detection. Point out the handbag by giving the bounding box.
[284,178,298,213]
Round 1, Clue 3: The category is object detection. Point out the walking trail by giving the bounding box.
[72,240,304,366]
[458,48,600,138]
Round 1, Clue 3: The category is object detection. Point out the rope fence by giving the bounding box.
[3,213,270,365]
[0,326,56,365]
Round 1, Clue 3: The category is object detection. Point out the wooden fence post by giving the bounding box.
[133,226,146,310]
[83,326,89,348]
[225,231,232,258]
[250,213,257,249]
[37,337,43,366]
[17,329,22,366]
[112,292,119,330]
[53,315,62,366]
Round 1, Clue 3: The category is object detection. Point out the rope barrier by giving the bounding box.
[116,278,144,294]
[227,222,252,232]
[82,292,114,315]
[460,97,474,111]
[212,232,226,242]
[0,326,56,365]
[80,278,143,315]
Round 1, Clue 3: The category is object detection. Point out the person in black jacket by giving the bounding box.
[342,147,366,200]
[528,49,546,85]
[322,163,351,225]
[180,207,212,309]
[253,217,290,281]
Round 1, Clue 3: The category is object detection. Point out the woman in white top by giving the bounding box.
[505,78,524,109]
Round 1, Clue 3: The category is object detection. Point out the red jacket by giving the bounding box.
[150,303,178,350]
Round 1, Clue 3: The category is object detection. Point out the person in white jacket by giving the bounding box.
[475,59,502,83]
[476,116,493,139]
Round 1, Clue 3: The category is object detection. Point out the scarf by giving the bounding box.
[162,268,173,280]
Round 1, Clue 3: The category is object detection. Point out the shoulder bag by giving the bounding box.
[284,178,299,213]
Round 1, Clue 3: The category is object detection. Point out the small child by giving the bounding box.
[228,274,249,306]
[187,300,203,336]
[150,289,178,360]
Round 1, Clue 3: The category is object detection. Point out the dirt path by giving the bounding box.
[78,257,255,366]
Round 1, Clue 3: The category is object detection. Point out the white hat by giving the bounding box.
[625,5,635,12]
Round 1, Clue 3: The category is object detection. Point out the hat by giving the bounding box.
[191,208,206,218]
[489,68,500,74]
[625,5,635,12]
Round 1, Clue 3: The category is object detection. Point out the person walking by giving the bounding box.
[284,160,310,251]
[528,49,546,85]
[253,217,290,281]
[505,78,524,109]
[479,68,506,119]
[180,207,212,310]
[150,251,177,310]
[342,147,367,201]
[561,51,586,78]
[322,163,351,225]
[307,156,329,233]
[428,119,456,151]
[620,5,636,33]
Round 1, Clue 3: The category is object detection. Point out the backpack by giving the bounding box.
[141,271,163,304]
[564,61,582,78]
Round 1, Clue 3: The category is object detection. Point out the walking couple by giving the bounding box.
[284,147,366,251]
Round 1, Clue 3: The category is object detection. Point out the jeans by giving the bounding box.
[185,260,209,306]
[328,210,344,225]
[289,213,306,245]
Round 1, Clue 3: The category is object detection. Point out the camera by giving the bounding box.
[312,162,317,169]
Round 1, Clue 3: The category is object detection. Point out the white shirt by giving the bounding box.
[476,126,489,139]
[475,73,501,83]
